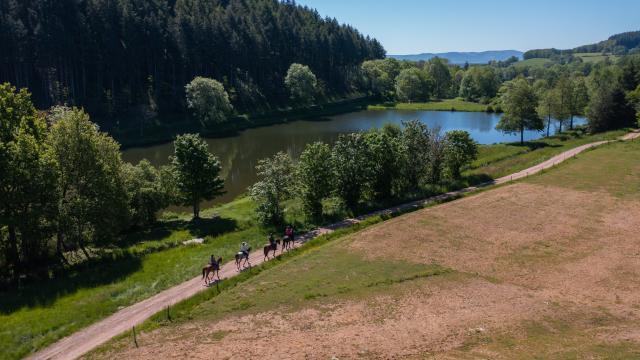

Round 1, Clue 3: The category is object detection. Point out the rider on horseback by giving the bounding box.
[268,233,276,248]
[240,242,250,257]
[209,254,216,266]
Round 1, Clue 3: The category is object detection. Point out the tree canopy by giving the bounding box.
[185,77,233,127]
[0,0,385,128]
[170,134,225,218]
[497,78,543,143]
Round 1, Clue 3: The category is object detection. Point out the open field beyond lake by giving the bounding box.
[86,140,640,359]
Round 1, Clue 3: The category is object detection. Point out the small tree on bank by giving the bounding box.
[296,142,332,222]
[444,130,478,179]
[250,152,294,226]
[284,63,318,106]
[185,77,233,128]
[170,134,225,218]
[497,78,543,144]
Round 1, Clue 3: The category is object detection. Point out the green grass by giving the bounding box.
[457,312,640,359]
[368,98,488,112]
[464,128,629,181]
[89,215,453,356]
[0,197,269,360]
[526,139,640,198]
[574,52,621,64]
[513,57,553,68]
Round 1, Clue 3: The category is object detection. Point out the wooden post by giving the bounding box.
[133,326,138,348]
[166,305,171,321]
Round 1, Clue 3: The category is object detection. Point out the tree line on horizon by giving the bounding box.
[0,0,384,129]
[359,54,640,138]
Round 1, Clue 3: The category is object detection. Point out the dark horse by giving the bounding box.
[235,247,251,271]
[202,257,222,286]
[263,239,280,260]
[281,235,294,253]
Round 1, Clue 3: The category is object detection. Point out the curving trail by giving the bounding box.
[27,130,639,360]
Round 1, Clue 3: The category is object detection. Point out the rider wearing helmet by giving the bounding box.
[240,242,249,257]
[268,233,276,248]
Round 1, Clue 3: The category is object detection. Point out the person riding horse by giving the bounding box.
[202,254,222,285]
[235,242,252,270]
[240,242,250,258]
[268,233,276,248]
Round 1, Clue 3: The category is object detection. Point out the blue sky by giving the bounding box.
[295,0,640,54]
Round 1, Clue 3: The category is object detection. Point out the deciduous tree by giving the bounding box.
[185,77,233,128]
[497,78,543,144]
[170,134,225,218]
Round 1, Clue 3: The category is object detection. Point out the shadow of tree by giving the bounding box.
[0,252,142,313]
[0,217,238,314]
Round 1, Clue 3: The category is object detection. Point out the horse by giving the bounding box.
[281,235,294,253]
[202,257,222,286]
[235,247,252,270]
[263,239,280,260]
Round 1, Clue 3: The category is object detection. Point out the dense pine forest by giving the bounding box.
[0,0,384,129]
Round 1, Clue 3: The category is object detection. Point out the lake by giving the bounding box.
[122,110,585,205]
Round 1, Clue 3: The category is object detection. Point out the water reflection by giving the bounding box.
[122,110,585,206]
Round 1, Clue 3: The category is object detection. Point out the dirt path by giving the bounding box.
[27,130,639,360]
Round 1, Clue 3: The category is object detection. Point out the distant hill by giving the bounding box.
[388,50,523,64]
[524,30,640,59]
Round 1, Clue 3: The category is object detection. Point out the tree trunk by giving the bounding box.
[546,115,551,137]
[56,232,71,266]
[7,225,19,277]
[520,126,524,144]
[570,114,574,130]
[193,201,200,219]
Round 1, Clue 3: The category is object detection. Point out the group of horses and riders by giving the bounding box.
[201,225,295,285]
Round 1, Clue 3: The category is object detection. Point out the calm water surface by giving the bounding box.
[122,110,585,205]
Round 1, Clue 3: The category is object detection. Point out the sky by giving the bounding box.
[295,0,640,54]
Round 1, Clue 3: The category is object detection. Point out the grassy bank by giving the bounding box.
[465,127,629,181]
[113,95,374,149]
[368,98,488,112]
[0,127,631,359]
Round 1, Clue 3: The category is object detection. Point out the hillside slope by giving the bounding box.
[90,140,640,359]
[389,50,523,64]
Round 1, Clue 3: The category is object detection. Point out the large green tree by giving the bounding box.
[364,127,401,201]
[296,142,333,221]
[426,57,452,99]
[444,130,478,179]
[567,75,589,130]
[331,133,372,212]
[497,78,543,144]
[284,63,318,106]
[399,120,431,190]
[361,58,401,99]
[47,107,130,255]
[170,134,225,218]
[185,77,233,128]
[395,68,431,102]
[0,83,57,278]
[123,160,172,228]
[250,152,294,226]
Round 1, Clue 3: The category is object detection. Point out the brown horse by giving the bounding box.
[263,239,280,260]
[281,235,294,253]
[202,257,222,285]
[235,247,251,271]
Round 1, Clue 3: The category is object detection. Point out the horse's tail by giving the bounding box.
[202,267,205,279]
